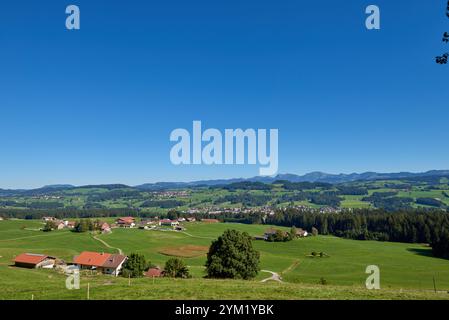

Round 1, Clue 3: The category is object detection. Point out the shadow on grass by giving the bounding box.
[405,247,449,262]
[407,247,434,258]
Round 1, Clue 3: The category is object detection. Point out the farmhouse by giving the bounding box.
[74,251,110,271]
[101,254,127,276]
[116,217,136,228]
[66,221,76,229]
[73,251,127,276]
[14,253,56,269]
[263,228,278,240]
[186,217,196,222]
[55,221,65,230]
[101,222,111,233]
[159,219,179,227]
[42,216,56,222]
[295,228,308,237]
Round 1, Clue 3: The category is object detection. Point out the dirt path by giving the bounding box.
[261,270,283,283]
[281,259,300,275]
[92,235,123,255]
[180,231,215,240]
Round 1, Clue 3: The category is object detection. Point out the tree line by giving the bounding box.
[266,208,449,259]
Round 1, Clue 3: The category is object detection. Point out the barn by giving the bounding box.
[14,253,56,269]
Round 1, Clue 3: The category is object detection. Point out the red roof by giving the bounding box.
[14,253,48,265]
[145,268,163,277]
[201,219,220,223]
[74,251,111,267]
[160,219,172,223]
[101,222,111,229]
[116,217,135,224]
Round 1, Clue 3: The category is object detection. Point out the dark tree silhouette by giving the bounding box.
[443,32,449,43]
[436,1,449,64]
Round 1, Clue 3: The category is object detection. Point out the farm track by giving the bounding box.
[261,270,283,283]
[181,231,215,240]
[282,259,300,275]
[92,235,123,255]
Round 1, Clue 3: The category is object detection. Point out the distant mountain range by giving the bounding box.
[135,170,449,190]
[1,170,448,195]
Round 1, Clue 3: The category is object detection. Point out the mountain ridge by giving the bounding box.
[3,170,449,192]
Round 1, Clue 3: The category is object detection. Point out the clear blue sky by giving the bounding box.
[1,0,448,188]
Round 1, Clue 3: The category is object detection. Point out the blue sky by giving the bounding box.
[1,0,449,188]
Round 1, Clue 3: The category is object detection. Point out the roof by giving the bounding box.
[116,217,135,224]
[117,216,135,221]
[102,254,127,269]
[73,251,111,267]
[201,219,219,223]
[264,228,278,235]
[14,253,49,265]
[145,268,163,277]
[160,219,172,223]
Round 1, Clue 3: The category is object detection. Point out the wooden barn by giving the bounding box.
[14,253,56,269]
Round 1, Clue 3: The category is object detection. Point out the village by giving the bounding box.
[11,215,310,280]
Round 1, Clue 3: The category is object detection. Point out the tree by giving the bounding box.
[435,1,449,64]
[290,226,297,239]
[432,231,449,259]
[122,253,148,278]
[74,219,90,232]
[164,258,190,278]
[205,229,260,280]
[167,210,179,220]
[42,221,55,232]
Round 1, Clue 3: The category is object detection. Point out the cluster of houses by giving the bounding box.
[13,251,126,276]
[13,251,166,278]
[42,216,111,233]
[258,227,309,240]
[184,206,276,216]
[278,205,341,214]
[183,205,342,216]
[43,217,76,230]
[40,215,221,234]
[151,190,189,199]
[114,216,219,230]
[11,216,224,277]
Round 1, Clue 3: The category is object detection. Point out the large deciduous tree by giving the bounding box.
[205,229,260,280]
[122,253,148,278]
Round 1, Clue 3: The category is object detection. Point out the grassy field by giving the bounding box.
[1,220,449,300]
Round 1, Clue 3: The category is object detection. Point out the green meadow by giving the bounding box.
[1,220,449,300]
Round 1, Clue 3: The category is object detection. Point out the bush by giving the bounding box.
[164,258,190,278]
[266,229,292,242]
[42,221,55,232]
